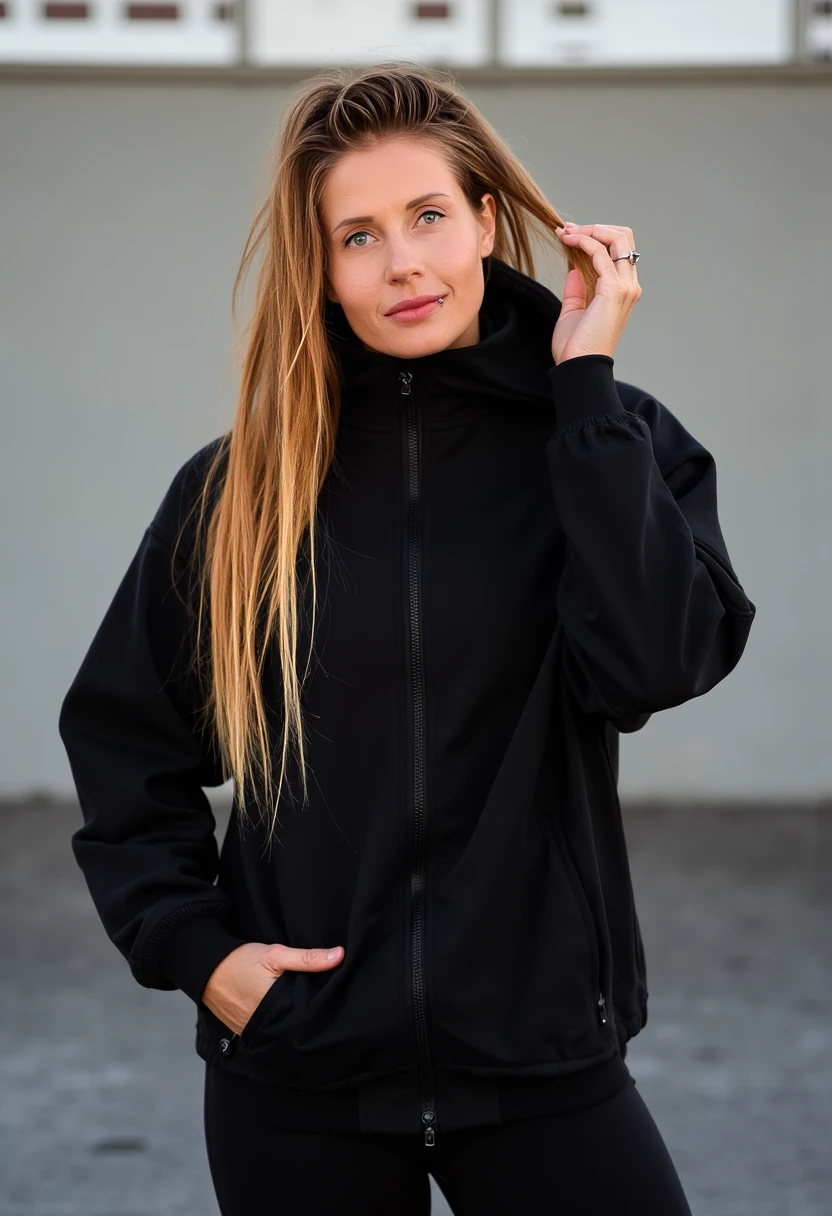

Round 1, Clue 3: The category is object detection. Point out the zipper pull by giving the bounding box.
[597,993,609,1026]
[422,1109,436,1146]
[219,1032,239,1056]
[399,370,412,395]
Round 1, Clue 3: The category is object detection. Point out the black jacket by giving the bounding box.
[58,256,756,1142]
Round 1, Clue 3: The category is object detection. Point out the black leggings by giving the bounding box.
[204,1062,693,1216]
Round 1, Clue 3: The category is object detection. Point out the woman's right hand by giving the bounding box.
[201,941,344,1036]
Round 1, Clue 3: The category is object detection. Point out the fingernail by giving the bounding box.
[327,947,341,959]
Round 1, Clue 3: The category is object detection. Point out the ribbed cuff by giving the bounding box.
[548,354,625,430]
[158,914,250,1006]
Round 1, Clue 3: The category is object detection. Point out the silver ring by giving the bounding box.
[612,250,640,265]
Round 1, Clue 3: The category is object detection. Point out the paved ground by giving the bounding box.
[1,797,830,1216]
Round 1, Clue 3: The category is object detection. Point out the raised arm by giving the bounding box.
[546,354,756,724]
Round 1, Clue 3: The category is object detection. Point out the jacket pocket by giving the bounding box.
[542,814,603,1014]
[238,972,292,1049]
[598,730,646,1024]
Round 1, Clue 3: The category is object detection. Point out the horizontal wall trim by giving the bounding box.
[4,794,830,812]
[1,61,831,87]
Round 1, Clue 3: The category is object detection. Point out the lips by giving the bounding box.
[385,295,443,316]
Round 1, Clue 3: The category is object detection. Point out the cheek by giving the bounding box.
[347,294,386,337]
[329,255,368,299]
[332,271,378,320]
[437,241,484,299]
[445,271,480,312]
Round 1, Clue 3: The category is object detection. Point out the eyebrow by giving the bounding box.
[331,192,452,235]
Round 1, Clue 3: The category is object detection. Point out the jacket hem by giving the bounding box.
[194,1023,639,1135]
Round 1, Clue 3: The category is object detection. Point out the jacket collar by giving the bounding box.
[324,255,563,430]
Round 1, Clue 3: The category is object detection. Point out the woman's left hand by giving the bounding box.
[552,223,642,365]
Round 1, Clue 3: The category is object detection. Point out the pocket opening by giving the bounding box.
[239,972,289,1047]
[545,815,602,1003]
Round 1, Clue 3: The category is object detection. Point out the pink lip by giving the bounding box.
[385,296,444,322]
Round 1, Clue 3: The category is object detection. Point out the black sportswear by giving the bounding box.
[58,255,756,1141]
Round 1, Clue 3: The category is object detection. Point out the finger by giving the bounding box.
[271,943,343,970]
[560,227,634,258]
[563,223,635,246]
[557,230,628,281]
[561,225,638,269]
[558,230,639,285]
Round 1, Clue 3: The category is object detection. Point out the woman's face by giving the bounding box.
[321,136,496,357]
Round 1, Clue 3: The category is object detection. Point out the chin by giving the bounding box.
[392,334,450,358]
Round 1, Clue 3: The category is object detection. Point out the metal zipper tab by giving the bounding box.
[597,993,609,1025]
[400,367,437,1145]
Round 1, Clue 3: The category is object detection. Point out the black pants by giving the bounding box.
[204,1062,693,1216]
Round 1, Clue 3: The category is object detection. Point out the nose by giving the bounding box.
[386,236,424,284]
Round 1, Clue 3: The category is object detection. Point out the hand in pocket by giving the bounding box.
[201,941,344,1036]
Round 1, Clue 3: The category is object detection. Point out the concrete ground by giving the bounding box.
[1,797,830,1216]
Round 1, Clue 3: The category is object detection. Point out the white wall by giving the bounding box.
[2,77,829,800]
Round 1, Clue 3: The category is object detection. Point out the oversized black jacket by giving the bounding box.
[58,255,756,1142]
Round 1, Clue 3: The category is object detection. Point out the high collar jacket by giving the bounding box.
[58,256,756,1141]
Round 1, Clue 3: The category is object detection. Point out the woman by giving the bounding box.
[59,62,756,1214]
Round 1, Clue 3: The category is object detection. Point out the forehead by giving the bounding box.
[321,137,457,215]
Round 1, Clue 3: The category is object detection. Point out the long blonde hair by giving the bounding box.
[176,60,598,845]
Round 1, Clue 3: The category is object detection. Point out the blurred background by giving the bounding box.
[2,2,830,1213]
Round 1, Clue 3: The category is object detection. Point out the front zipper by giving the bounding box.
[399,368,437,1147]
[221,375,608,1108]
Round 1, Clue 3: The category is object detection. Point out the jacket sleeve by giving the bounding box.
[546,353,756,723]
[58,455,247,1006]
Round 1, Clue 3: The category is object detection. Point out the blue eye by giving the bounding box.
[344,209,446,248]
